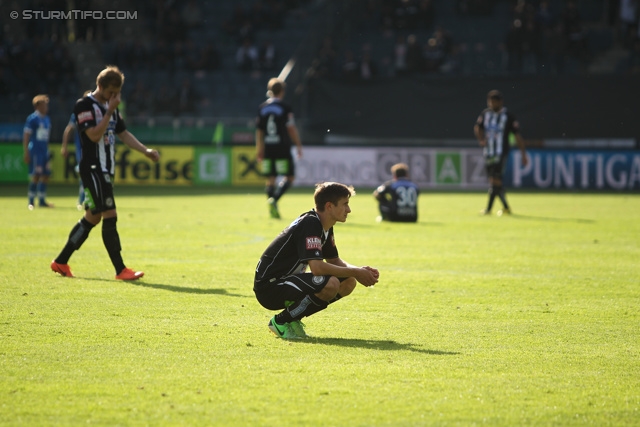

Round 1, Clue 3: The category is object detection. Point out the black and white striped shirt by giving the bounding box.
[75,94,126,176]
[476,107,520,161]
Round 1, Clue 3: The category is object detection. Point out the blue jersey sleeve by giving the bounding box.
[24,115,36,135]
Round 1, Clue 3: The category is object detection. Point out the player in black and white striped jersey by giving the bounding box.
[51,66,160,280]
[474,90,529,216]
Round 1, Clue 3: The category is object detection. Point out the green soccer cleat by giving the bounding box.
[267,197,280,219]
[289,320,309,338]
[497,208,511,216]
[268,316,298,339]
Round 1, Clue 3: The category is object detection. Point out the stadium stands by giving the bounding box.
[0,0,638,139]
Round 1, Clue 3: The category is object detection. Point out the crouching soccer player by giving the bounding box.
[254,182,380,339]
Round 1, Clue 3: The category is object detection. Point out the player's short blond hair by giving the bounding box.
[267,78,285,97]
[96,65,125,89]
[32,94,49,107]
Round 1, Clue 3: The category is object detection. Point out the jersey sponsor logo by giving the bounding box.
[35,125,49,142]
[77,111,93,124]
[306,236,322,250]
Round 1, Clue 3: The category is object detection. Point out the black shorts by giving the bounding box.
[253,273,332,310]
[261,151,295,177]
[485,157,506,180]
[80,166,116,214]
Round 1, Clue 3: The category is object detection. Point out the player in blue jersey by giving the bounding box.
[23,94,53,209]
[474,90,529,216]
[61,91,91,210]
[373,163,419,222]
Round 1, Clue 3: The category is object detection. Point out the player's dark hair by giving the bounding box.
[96,65,125,89]
[314,182,355,212]
[487,89,503,100]
[391,163,409,178]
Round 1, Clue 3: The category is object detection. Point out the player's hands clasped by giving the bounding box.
[357,266,380,287]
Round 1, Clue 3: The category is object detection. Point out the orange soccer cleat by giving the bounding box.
[51,260,74,277]
[115,268,144,281]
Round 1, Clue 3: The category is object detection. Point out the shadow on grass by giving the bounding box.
[129,281,248,296]
[510,213,595,224]
[298,337,459,355]
[77,277,247,296]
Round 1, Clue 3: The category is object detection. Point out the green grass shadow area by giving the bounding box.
[295,337,460,356]
[73,277,248,297]
[127,281,248,297]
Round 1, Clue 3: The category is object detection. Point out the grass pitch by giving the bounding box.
[0,184,638,426]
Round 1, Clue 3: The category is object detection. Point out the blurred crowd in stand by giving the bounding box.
[107,0,308,117]
[0,0,310,121]
[1,0,639,122]
[311,0,640,82]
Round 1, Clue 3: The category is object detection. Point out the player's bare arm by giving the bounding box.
[474,123,486,147]
[372,184,386,201]
[515,133,529,166]
[255,129,265,161]
[287,124,303,159]
[309,258,379,287]
[61,123,74,157]
[85,110,117,144]
[333,258,380,283]
[22,130,30,164]
[118,131,160,162]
